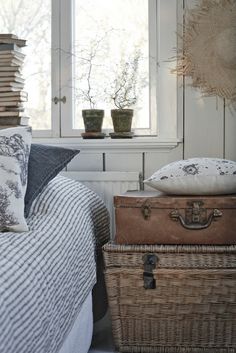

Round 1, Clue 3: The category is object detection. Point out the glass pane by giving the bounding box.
[0,0,51,130]
[74,0,149,130]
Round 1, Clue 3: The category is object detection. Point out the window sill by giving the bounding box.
[32,136,183,152]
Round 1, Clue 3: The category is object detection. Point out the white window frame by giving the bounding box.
[33,0,182,148]
[32,0,60,138]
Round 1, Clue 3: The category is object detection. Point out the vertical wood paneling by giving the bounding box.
[183,0,225,159]
[144,143,183,181]
[157,0,179,139]
[105,152,143,172]
[184,79,224,158]
[225,106,236,161]
[184,83,224,158]
[66,152,103,171]
[177,0,184,140]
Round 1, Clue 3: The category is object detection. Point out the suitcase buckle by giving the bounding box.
[143,254,158,289]
[186,201,206,224]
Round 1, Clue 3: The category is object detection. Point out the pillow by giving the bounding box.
[0,126,32,232]
[24,144,80,217]
[144,158,236,195]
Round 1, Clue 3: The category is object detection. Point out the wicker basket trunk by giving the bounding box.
[103,242,236,353]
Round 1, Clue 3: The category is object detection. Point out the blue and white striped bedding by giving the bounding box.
[0,175,110,353]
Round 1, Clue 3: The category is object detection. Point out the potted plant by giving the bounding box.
[108,50,143,137]
[82,107,104,135]
[75,39,106,138]
[77,81,104,137]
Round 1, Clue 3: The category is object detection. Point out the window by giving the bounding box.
[61,0,158,137]
[73,0,151,132]
[0,0,180,141]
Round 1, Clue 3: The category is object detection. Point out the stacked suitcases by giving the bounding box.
[103,190,236,352]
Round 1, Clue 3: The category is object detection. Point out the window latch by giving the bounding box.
[52,96,66,104]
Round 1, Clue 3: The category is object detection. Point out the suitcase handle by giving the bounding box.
[170,208,222,230]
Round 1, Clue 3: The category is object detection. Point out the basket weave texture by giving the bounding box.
[103,243,236,353]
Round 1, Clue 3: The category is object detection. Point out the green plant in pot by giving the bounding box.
[108,50,143,138]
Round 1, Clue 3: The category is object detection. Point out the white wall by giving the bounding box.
[183,0,236,161]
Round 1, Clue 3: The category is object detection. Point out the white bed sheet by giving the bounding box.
[59,292,93,353]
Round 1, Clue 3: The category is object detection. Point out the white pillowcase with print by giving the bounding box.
[144,158,236,195]
[0,126,32,232]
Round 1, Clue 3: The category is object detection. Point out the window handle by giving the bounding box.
[52,96,66,104]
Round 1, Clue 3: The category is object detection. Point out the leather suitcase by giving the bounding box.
[114,191,236,245]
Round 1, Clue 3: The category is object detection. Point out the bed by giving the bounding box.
[0,175,110,353]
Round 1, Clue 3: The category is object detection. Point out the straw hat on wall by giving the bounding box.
[176,0,236,107]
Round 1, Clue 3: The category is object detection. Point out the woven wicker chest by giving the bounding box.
[103,242,236,353]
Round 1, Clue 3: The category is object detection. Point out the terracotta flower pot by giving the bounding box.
[111,109,133,133]
[82,109,104,132]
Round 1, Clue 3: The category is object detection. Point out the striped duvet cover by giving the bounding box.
[0,176,110,353]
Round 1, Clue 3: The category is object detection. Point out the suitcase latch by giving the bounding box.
[170,201,222,230]
[141,202,151,220]
[142,254,158,289]
[187,201,205,223]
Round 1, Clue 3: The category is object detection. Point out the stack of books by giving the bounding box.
[0,34,29,128]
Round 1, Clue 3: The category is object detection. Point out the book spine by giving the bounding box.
[0,43,21,51]
[0,38,26,47]
[0,91,27,97]
[0,117,29,125]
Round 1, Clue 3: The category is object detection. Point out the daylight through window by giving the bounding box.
[73,0,150,131]
[0,0,165,137]
[0,0,51,131]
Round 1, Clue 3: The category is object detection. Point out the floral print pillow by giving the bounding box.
[0,126,32,232]
[144,158,236,195]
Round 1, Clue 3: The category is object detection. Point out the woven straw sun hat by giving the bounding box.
[176,0,236,106]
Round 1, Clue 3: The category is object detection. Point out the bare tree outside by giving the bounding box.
[107,48,148,110]
[74,0,149,130]
[74,29,114,109]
